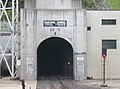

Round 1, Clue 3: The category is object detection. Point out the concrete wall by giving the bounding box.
[86,11,120,79]
[24,0,36,8]
[0,36,12,51]
[0,36,12,76]
[21,0,86,81]
[21,9,86,80]
[24,0,82,9]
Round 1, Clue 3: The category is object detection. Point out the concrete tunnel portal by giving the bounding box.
[37,37,73,79]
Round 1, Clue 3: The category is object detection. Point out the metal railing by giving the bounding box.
[0,0,19,78]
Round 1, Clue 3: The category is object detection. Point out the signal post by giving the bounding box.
[101,49,108,87]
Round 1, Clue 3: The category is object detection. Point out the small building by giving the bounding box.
[86,11,120,79]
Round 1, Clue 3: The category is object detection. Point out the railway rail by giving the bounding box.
[36,75,68,89]
[48,75,68,89]
[37,76,102,89]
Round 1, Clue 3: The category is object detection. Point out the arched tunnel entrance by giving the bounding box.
[37,37,73,79]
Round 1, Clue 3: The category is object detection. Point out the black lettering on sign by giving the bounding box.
[43,20,67,27]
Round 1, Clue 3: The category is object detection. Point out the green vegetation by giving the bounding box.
[106,0,120,10]
[19,0,24,9]
[82,0,120,10]
[0,0,24,21]
[82,0,95,9]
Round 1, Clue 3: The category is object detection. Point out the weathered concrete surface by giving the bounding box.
[21,0,86,81]
[77,80,120,89]
[0,77,120,89]
[24,0,82,9]
[21,9,86,81]
[37,78,120,89]
[0,77,37,89]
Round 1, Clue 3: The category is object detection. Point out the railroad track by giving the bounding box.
[48,76,68,89]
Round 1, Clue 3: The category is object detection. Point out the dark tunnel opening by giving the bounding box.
[37,37,73,79]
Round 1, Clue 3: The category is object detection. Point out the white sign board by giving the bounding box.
[27,57,34,74]
[43,20,67,27]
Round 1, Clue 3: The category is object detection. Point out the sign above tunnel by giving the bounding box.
[43,20,67,27]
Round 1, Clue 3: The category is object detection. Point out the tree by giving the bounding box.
[19,0,24,9]
[0,0,24,21]
[106,0,120,10]
[82,0,94,9]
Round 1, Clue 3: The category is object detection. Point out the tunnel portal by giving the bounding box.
[37,37,73,79]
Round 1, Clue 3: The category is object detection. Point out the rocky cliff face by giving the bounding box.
[92,0,109,10]
[82,0,110,10]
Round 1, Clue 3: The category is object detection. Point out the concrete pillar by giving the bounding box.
[24,0,36,9]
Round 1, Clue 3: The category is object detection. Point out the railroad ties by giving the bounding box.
[37,75,68,89]
[36,76,102,89]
